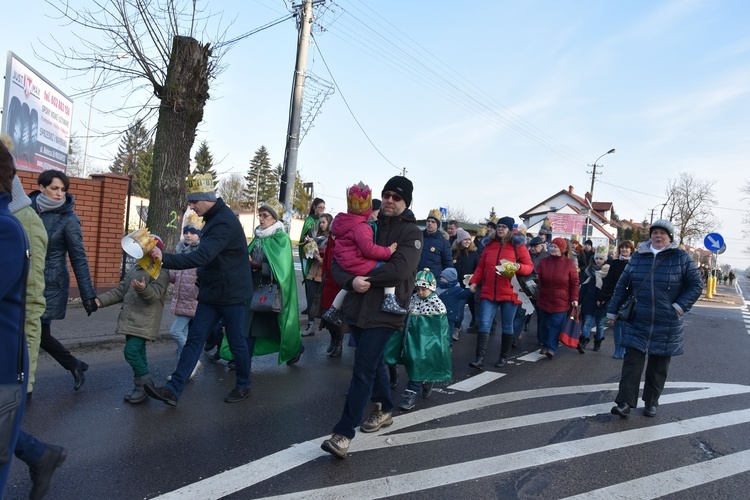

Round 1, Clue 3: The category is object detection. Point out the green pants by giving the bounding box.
[124,336,149,377]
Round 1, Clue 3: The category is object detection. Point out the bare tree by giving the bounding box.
[40,0,231,249]
[217,173,246,209]
[444,205,476,226]
[741,180,750,238]
[663,172,718,245]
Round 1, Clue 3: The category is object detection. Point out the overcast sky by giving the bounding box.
[2,0,749,268]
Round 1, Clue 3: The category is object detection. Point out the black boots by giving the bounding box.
[29,444,67,500]
[388,364,399,389]
[71,359,89,391]
[469,333,489,370]
[327,330,343,357]
[494,334,514,367]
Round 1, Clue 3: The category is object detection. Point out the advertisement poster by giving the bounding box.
[548,213,587,235]
[2,52,73,173]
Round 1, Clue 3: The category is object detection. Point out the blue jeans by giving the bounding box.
[478,300,518,335]
[167,302,252,398]
[169,315,191,358]
[332,326,394,440]
[538,309,567,354]
[512,306,527,341]
[581,314,606,341]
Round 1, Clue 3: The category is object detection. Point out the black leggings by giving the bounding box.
[40,323,77,371]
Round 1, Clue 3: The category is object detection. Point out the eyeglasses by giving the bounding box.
[258,213,273,219]
[381,191,403,202]
[496,224,508,230]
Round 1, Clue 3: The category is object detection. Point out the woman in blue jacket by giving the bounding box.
[607,220,702,418]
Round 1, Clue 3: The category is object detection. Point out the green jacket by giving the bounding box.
[13,205,48,316]
[98,267,169,341]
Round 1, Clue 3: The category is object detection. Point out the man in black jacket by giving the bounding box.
[144,174,254,406]
[321,176,422,459]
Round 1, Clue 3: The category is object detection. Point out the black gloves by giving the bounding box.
[250,261,262,270]
[82,298,98,316]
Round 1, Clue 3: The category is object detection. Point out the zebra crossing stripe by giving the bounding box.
[152,382,750,500]
[265,409,750,499]
[562,449,750,499]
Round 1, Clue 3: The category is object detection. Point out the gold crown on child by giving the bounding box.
[186,173,214,194]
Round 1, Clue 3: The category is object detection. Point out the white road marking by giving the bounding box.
[447,371,505,392]
[264,409,750,499]
[152,382,750,500]
[517,351,546,362]
[562,449,750,500]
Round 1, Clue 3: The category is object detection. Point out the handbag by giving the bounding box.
[616,255,664,321]
[557,307,582,349]
[1,214,30,465]
[250,282,283,313]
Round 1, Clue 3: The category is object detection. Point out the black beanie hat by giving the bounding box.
[382,176,413,207]
[496,216,515,229]
[372,198,381,211]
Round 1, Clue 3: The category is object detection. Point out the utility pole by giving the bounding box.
[584,148,615,238]
[280,0,313,228]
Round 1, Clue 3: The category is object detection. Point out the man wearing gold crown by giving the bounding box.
[144,173,254,406]
[417,209,454,280]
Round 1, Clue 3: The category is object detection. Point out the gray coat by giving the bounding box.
[607,241,702,356]
[30,192,96,322]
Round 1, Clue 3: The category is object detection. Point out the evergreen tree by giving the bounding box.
[488,206,497,223]
[66,136,83,178]
[194,140,218,188]
[293,172,310,216]
[110,120,152,197]
[244,146,277,208]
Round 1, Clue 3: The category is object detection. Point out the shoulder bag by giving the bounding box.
[250,279,283,313]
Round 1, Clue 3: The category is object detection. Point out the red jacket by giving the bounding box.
[469,240,533,304]
[536,255,580,313]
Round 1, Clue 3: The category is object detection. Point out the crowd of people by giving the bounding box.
[2,130,708,495]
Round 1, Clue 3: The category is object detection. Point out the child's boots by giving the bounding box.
[381,294,407,315]
[124,375,152,404]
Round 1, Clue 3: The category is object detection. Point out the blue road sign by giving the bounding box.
[704,233,725,251]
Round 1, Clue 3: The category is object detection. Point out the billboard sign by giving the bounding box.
[548,213,587,235]
[2,52,72,173]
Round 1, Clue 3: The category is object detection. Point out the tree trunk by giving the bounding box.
[147,36,211,251]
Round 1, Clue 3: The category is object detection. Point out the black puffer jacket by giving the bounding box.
[162,198,252,306]
[332,209,422,330]
[30,192,96,321]
[607,241,702,356]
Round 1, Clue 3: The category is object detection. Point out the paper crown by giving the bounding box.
[185,212,204,230]
[121,228,163,278]
[261,198,284,219]
[187,173,214,194]
[427,208,442,220]
[595,245,609,255]
[347,182,372,215]
[415,268,437,291]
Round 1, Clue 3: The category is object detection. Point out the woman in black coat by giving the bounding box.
[451,229,480,328]
[596,240,635,358]
[607,221,701,418]
[29,171,97,391]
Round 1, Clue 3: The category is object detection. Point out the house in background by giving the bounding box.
[519,185,619,249]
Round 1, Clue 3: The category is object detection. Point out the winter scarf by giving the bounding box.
[34,192,66,213]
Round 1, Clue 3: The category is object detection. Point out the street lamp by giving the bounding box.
[584,148,615,238]
[82,54,128,178]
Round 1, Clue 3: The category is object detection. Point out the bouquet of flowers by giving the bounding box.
[303,240,318,259]
[495,259,520,278]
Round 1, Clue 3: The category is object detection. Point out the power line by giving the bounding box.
[311,32,402,172]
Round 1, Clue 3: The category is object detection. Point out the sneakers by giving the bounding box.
[421,382,433,399]
[322,307,343,326]
[189,360,203,381]
[381,293,407,315]
[452,328,460,341]
[301,321,315,337]
[29,444,67,500]
[143,384,178,407]
[224,386,250,403]
[399,390,417,411]
[321,433,351,459]
[360,403,394,432]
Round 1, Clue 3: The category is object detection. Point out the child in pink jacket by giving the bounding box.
[322,182,402,326]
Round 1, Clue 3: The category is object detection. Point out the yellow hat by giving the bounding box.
[186,173,216,202]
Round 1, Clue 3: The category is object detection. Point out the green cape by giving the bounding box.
[248,230,301,364]
[298,215,318,278]
[384,312,452,383]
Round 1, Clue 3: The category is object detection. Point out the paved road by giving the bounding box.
[4,276,749,499]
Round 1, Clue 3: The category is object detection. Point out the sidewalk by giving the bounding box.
[695,281,744,307]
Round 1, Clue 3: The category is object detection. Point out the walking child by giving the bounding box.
[323,181,403,326]
[385,269,452,411]
[95,236,169,404]
[435,267,473,342]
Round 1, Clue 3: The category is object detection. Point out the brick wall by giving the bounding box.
[18,171,129,296]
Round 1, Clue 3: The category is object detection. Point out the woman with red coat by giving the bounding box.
[536,237,580,359]
[468,216,533,369]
